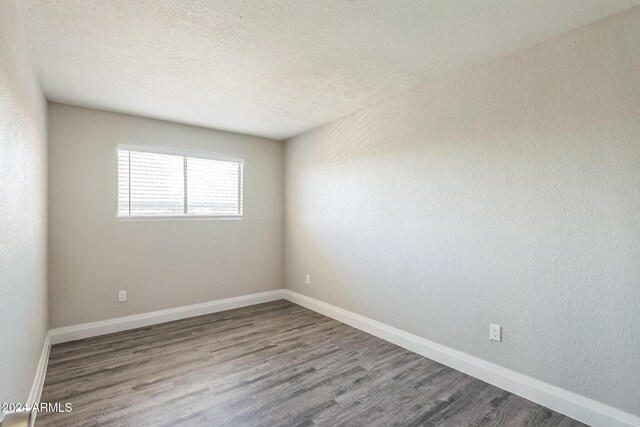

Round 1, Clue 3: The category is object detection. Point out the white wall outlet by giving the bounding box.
[490,323,501,342]
[118,290,127,303]
[305,274,311,285]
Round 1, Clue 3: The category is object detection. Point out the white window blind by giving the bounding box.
[117,148,243,218]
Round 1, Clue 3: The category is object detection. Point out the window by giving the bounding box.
[117,148,243,219]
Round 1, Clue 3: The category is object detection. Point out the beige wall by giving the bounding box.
[48,104,284,327]
[0,0,49,403]
[285,8,640,416]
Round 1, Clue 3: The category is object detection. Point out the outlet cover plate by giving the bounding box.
[490,323,501,342]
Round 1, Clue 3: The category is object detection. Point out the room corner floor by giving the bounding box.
[37,300,585,426]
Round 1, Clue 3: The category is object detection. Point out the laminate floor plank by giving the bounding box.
[37,300,586,426]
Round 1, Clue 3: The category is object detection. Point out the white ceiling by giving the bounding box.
[19,0,640,140]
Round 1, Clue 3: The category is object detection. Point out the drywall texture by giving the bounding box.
[0,0,49,404]
[48,104,284,327]
[18,0,640,139]
[285,8,640,416]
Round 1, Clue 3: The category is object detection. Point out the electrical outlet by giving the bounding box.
[305,274,311,285]
[490,324,501,342]
[118,290,127,303]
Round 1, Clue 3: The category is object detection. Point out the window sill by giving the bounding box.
[117,215,243,221]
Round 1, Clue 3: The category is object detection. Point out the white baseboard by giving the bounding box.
[281,290,640,427]
[49,290,284,344]
[27,332,51,406]
[25,331,51,427]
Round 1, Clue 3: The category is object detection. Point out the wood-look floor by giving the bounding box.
[38,300,585,426]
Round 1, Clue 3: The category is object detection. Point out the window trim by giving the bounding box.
[116,145,244,221]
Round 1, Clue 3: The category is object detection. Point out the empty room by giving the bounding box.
[1,1,639,426]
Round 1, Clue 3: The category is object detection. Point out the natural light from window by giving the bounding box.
[117,148,243,218]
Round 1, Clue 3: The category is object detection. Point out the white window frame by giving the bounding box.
[117,145,244,220]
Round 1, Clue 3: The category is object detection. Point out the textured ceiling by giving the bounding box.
[18,0,640,140]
